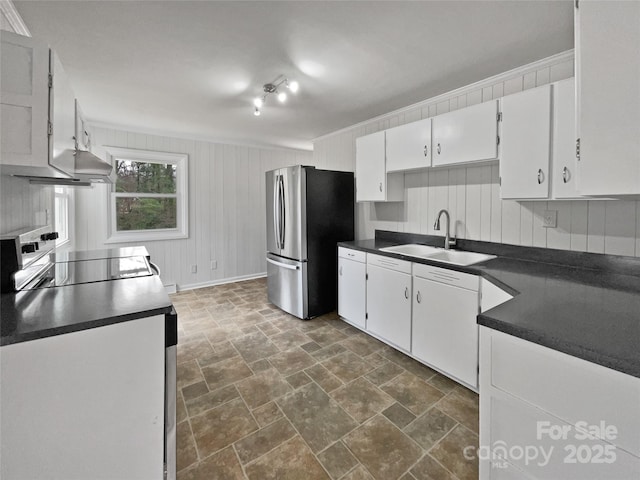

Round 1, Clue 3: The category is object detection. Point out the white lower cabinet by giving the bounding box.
[479,327,640,480]
[366,254,412,352]
[412,264,480,388]
[337,247,367,329]
[0,316,166,479]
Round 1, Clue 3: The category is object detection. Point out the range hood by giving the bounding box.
[16,149,117,186]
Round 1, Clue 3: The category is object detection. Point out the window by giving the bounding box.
[54,186,70,247]
[105,147,188,243]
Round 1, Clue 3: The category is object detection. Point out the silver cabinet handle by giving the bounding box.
[379,182,383,192]
[404,287,409,299]
[339,266,343,276]
[416,291,421,304]
[537,169,544,184]
[562,166,569,184]
[437,143,441,155]
[424,145,428,157]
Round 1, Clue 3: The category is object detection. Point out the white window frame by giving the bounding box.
[105,147,189,243]
[54,186,71,248]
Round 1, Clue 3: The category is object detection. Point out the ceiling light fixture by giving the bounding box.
[252,74,299,116]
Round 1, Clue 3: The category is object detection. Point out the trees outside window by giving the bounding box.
[105,147,188,243]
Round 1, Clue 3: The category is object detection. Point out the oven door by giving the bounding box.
[266,253,307,319]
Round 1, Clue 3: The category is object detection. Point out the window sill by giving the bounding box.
[105,232,188,244]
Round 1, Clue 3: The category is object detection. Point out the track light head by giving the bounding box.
[252,75,299,115]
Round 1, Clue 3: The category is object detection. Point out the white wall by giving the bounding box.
[313,51,640,258]
[74,128,317,289]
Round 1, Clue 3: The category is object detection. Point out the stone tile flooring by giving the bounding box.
[171,278,479,480]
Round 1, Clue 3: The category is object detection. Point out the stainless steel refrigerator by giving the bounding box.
[266,165,354,319]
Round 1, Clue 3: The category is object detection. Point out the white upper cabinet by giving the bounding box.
[552,78,580,199]
[575,0,640,196]
[499,85,552,199]
[50,50,77,175]
[1,30,76,178]
[385,118,432,172]
[1,31,50,170]
[355,131,403,202]
[432,100,499,167]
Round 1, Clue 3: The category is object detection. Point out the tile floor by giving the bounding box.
[171,277,479,480]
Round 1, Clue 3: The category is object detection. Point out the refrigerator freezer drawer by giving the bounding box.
[266,254,308,319]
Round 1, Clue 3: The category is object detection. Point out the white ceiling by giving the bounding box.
[14,1,573,150]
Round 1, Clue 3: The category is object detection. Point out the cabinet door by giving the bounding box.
[0,31,50,168]
[338,257,366,329]
[432,100,498,167]
[412,276,479,387]
[356,131,386,201]
[50,50,77,175]
[386,118,431,172]
[366,264,411,352]
[499,85,551,199]
[576,0,640,195]
[552,79,580,199]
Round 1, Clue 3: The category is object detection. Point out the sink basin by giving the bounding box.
[378,244,441,257]
[378,243,496,266]
[424,250,496,266]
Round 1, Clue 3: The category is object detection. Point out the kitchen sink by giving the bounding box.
[378,244,441,257]
[379,243,496,266]
[422,249,496,266]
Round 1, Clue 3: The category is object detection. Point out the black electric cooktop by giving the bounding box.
[23,256,153,290]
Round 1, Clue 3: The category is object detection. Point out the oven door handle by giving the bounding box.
[149,261,161,276]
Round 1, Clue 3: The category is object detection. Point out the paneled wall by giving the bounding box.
[74,128,316,289]
[313,51,640,258]
[0,175,53,235]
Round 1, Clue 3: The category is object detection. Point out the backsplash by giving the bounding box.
[313,51,640,258]
[362,166,640,257]
[0,175,53,235]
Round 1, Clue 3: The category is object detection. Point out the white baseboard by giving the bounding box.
[177,273,266,292]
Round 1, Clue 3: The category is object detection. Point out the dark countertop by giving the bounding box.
[339,232,640,378]
[1,275,173,346]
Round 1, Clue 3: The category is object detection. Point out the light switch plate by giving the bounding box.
[543,210,557,228]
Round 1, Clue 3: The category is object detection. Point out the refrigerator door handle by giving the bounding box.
[266,257,300,270]
[278,175,286,249]
[273,175,280,249]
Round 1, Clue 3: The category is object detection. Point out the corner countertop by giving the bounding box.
[1,275,173,346]
[339,236,640,378]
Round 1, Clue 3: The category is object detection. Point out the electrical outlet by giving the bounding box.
[543,210,557,228]
[190,264,197,274]
[210,260,217,270]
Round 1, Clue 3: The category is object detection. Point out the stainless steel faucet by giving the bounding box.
[434,209,456,250]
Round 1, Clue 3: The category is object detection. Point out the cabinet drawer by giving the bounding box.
[491,331,640,457]
[413,263,479,291]
[367,253,411,274]
[338,247,366,263]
